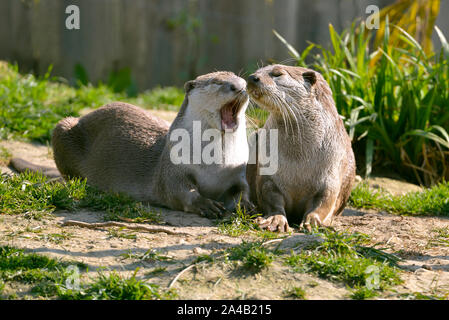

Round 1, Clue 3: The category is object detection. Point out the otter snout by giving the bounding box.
[247,73,265,100]
[223,77,246,94]
[248,74,260,85]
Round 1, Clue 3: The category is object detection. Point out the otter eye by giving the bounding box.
[271,70,284,78]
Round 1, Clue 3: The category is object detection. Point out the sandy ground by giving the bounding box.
[1,139,448,299]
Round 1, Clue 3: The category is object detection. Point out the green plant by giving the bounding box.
[39,232,72,244]
[427,227,449,247]
[58,270,176,300]
[0,62,183,143]
[400,292,448,300]
[120,249,173,262]
[145,267,167,277]
[0,246,87,298]
[350,286,378,300]
[284,286,307,299]
[0,171,161,223]
[129,86,185,111]
[0,146,11,165]
[374,0,441,55]
[349,181,449,216]
[284,229,402,297]
[107,229,137,240]
[0,246,175,300]
[218,200,261,237]
[0,279,4,296]
[227,241,273,273]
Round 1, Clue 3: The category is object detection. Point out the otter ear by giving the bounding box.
[302,71,317,86]
[184,80,196,93]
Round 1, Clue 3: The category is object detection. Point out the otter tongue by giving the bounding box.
[221,107,238,131]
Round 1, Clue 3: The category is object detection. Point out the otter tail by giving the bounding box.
[9,158,62,179]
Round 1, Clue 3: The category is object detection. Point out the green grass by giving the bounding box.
[349,181,449,216]
[284,228,402,299]
[107,228,137,240]
[39,232,72,244]
[0,146,11,165]
[205,228,403,298]
[0,246,175,300]
[0,245,87,298]
[145,267,167,277]
[284,286,307,300]
[217,201,281,239]
[129,86,185,112]
[1,246,68,283]
[0,62,184,143]
[400,292,448,300]
[120,249,174,262]
[226,241,274,273]
[58,270,176,300]
[218,202,260,237]
[350,286,378,300]
[0,171,161,223]
[427,227,449,247]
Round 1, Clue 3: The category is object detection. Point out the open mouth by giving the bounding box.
[220,93,247,132]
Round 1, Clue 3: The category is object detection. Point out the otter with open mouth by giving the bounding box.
[246,64,355,232]
[11,71,254,218]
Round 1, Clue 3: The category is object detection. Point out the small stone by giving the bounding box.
[422,264,433,270]
[278,233,323,251]
[193,247,207,254]
[414,268,430,274]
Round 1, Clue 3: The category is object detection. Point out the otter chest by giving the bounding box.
[193,164,246,198]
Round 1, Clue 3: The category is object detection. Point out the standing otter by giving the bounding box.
[11,71,253,218]
[246,64,355,231]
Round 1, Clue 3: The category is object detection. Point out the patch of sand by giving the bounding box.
[1,139,448,299]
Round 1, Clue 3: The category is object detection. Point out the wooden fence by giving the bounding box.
[1,0,447,90]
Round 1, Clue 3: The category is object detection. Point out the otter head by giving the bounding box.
[184,71,249,132]
[247,64,329,116]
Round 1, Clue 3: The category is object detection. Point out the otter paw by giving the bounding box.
[299,213,323,232]
[255,214,290,232]
[194,198,227,219]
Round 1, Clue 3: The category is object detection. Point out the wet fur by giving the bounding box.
[247,65,355,227]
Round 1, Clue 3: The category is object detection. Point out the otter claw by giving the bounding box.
[255,214,290,232]
[299,213,322,232]
[195,198,227,219]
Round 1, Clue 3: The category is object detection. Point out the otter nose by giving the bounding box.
[248,74,260,84]
[226,79,245,93]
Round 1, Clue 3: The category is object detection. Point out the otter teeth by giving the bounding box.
[220,106,238,132]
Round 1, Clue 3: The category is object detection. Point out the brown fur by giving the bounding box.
[246,65,355,231]
[11,72,252,219]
